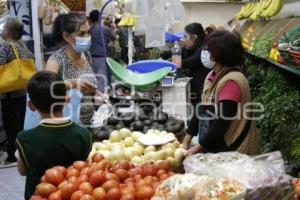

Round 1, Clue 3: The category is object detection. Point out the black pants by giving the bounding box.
[121,47,128,64]
[1,95,26,161]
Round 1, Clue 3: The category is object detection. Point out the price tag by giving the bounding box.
[161,76,174,87]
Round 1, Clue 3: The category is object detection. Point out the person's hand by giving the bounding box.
[78,80,97,95]
[187,144,202,156]
[94,91,109,106]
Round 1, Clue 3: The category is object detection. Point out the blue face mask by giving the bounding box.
[72,36,91,53]
[201,50,216,69]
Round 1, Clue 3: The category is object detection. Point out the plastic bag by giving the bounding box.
[91,103,113,128]
[152,174,246,200]
[145,0,166,48]
[184,151,295,200]
[165,0,186,27]
[24,89,83,130]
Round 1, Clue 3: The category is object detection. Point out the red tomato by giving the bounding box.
[45,169,64,186]
[92,187,106,200]
[136,186,154,200]
[133,175,142,181]
[120,193,135,200]
[141,165,156,177]
[61,182,78,199]
[89,171,106,187]
[79,182,94,194]
[52,166,67,177]
[107,188,121,200]
[123,178,135,185]
[135,179,148,188]
[36,183,57,198]
[118,161,130,170]
[70,190,85,200]
[92,153,104,163]
[80,194,96,200]
[40,175,47,183]
[102,180,120,192]
[68,177,80,187]
[129,163,135,169]
[105,173,120,182]
[109,164,121,173]
[80,167,90,175]
[48,190,62,200]
[129,167,142,177]
[57,181,67,190]
[30,195,47,200]
[156,170,166,178]
[74,161,88,171]
[115,169,130,182]
[142,161,154,167]
[160,174,168,181]
[121,186,136,196]
[78,174,89,184]
[156,160,171,171]
[66,167,80,178]
[144,176,154,185]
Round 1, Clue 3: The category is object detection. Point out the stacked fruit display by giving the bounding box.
[235,0,283,21]
[30,154,175,200]
[92,109,185,142]
[89,128,187,168]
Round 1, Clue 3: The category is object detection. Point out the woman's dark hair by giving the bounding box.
[52,13,87,45]
[4,18,24,40]
[27,71,66,113]
[184,23,205,48]
[205,30,244,67]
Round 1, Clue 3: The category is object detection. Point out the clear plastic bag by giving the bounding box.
[145,0,165,48]
[152,174,246,200]
[165,0,186,27]
[183,151,295,200]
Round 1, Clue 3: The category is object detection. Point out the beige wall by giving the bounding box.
[173,2,241,32]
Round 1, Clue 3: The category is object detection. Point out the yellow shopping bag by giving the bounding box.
[0,43,37,93]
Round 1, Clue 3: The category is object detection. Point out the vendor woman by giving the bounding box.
[182,30,260,155]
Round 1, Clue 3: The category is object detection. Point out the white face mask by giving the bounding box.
[201,50,216,69]
[72,36,91,53]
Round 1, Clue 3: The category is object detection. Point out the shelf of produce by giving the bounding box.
[246,51,300,76]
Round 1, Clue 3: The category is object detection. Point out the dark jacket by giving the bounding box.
[181,47,210,105]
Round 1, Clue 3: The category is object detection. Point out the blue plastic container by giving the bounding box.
[127,60,177,73]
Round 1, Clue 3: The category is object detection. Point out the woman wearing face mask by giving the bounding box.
[182,30,259,155]
[178,23,211,106]
[46,13,101,125]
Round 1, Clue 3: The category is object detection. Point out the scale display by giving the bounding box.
[161,76,174,87]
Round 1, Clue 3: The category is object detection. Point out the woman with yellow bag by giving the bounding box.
[0,18,35,167]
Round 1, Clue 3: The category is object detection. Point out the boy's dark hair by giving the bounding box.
[185,23,205,48]
[5,18,24,40]
[205,30,244,67]
[27,71,66,113]
[89,10,100,23]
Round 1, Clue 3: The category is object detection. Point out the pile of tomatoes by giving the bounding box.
[293,178,300,200]
[30,153,175,200]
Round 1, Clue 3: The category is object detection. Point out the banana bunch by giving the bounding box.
[235,2,257,20]
[235,0,284,21]
[260,0,284,18]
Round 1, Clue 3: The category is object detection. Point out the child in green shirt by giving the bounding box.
[16,71,92,200]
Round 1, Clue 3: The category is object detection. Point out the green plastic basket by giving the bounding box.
[106,57,172,92]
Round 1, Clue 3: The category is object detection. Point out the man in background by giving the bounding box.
[89,10,115,92]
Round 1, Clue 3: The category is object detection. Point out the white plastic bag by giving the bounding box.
[134,0,148,36]
[165,0,186,27]
[183,151,295,200]
[145,0,166,48]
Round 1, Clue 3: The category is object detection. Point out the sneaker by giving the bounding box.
[0,159,17,169]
